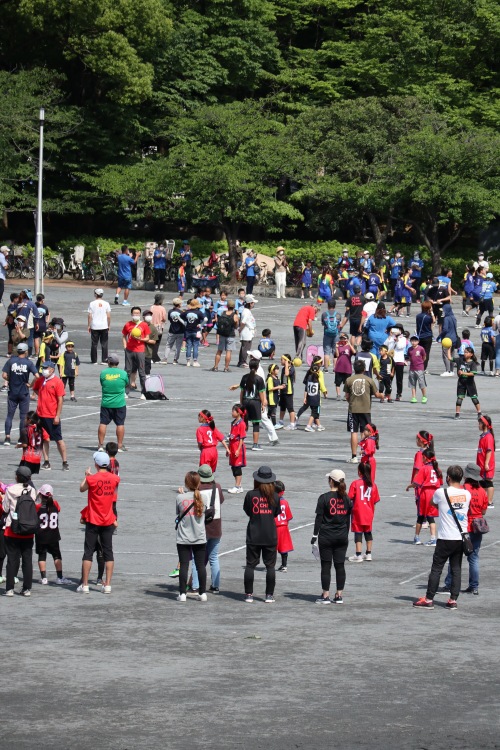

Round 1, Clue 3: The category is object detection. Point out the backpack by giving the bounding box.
[216,312,235,337]
[323,312,338,336]
[144,374,168,400]
[10,488,39,535]
[318,276,331,298]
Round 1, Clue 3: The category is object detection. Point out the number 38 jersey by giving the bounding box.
[36,500,62,543]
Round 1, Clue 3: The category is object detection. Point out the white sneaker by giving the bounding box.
[102,585,112,594]
[227,486,240,494]
[40,578,48,585]
[186,361,191,367]
[77,584,90,593]
[5,589,14,597]
[348,555,364,563]
[316,425,325,431]
[346,456,359,463]
[284,423,297,430]
[363,553,372,561]
[140,394,146,400]
[192,361,200,367]
[198,593,208,602]
[0,576,4,584]
[304,425,314,432]
[275,422,284,430]
[56,577,72,584]
[177,593,186,602]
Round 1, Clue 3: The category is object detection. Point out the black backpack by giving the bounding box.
[216,312,235,337]
[11,488,40,535]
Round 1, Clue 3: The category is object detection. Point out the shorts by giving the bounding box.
[36,540,62,560]
[334,372,349,387]
[217,335,236,352]
[243,399,262,424]
[83,523,115,562]
[34,329,46,340]
[347,412,371,433]
[351,522,372,533]
[38,416,63,442]
[323,334,337,355]
[279,393,294,414]
[19,459,41,475]
[457,381,478,400]
[100,406,127,426]
[480,479,494,489]
[231,466,243,477]
[349,320,362,337]
[408,370,426,388]
[117,276,132,290]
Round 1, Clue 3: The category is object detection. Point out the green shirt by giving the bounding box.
[100,367,129,408]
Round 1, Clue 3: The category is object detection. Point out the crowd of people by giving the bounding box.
[0,244,496,609]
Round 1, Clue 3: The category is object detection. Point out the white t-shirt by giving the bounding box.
[363,301,377,319]
[240,308,256,342]
[0,251,7,281]
[88,298,111,330]
[432,486,471,540]
[384,335,407,363]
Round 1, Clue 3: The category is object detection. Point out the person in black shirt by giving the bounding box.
[240,360,267,451]
[243,466,280,603]
[426,278,451,332]
[61,341,80,401]
[161,298,186,364]
[311,469,352,605]
[340,287,365,347]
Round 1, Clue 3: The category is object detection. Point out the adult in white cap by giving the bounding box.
[2,342,37,446]
[88,288,111,365]
[362,292,377,320]
[237,295,257,368]
[310,469,352,605]
[0,245,8,306]
[78,451,120,594]
[274,246,288,299]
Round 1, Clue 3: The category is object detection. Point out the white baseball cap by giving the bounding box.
[365,292,374,300]
[248,350,262,360]
[245,294,258,304]
[325,469,346,482]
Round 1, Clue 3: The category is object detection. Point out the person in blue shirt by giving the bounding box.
[389,252,405,300]
[153,245,167,290]
[2,342,38,446]
[476,273,497,328]
[180,241,193,291]
[346,272,366,297]
[258,328,275,359]
[115,246,140,306]
[367,269,383,299]
[480,317,496,374]
[245,250,257,295]
[235,288,246,315]
[337,249,354,271]
[359,251,374,276]
[409,253,424,299]
[301,261,314,299]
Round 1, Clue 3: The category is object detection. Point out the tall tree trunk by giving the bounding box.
[366,210,393,262]
[223,221,241,281]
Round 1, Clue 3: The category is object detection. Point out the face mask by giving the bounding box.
[54,324,62,331]
[132,315,140,322]
[42,368,51,377]
[144,315,152,323]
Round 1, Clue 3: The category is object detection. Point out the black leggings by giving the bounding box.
[5,536,33,592]
[318,538,348,591]
[417,515,436,524]
[419,338,432,370]
[245,544,277,596]
[354,531,373,543]
[177,543,206,595]
[154,268,166,287]
[394,363,405,397]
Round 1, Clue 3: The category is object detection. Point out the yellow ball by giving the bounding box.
[131,327,142,339]
[293,357,302,368]
[306,329,314,337]
[441,337,452,349]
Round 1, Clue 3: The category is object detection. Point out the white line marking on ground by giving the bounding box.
[219,521,314,557]
[398,540,500,584]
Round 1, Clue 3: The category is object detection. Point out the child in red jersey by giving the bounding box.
[359,423,379,483]
[196,409,228,472]
[274,480,294,571]
[406,447,442,546]
[106,441,120,528]
[348,462,380,562]
[18,411,47,474]
[477,415,495,507]
[409,430,434,531]
[35,484,71,585]
[227,404,247,494]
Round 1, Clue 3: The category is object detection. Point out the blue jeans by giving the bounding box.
[185,332,199,361]
[444,532,482,589]
[495,335,500,371]
[192,537,221,590]
[5,394,30,437]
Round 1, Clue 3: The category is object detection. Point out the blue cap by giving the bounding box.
[41,361,54,369]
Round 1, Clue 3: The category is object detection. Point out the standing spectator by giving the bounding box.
[0,245,8,305]
[190,464,225,595]
[244,249,258,295]
[427,277,451,333]
[182,299,205,367]
[32,361,69,471]
[415,301,435,371]
[2,466,37,597]
[494,306,500,377]
[389,251,405,299]
[5,291,20,358]
[17,290,40,356]
[79,452,120,594]
[409,251,424,299]
[274,247,288,299]
[340,286,365,347]
[439,303,460,376]
[406,336,428,404]
[211,300,239,372]
[114,246,140,306]
[363,303,397,356]
[293,304,318,359]
[88,288,111,365]
[98,354,129,452]
[33,293,49,358]
[160,298,186,365]
[180,241,193,291]
[344,360,382,463]
[2,342,37,446]
[413,465,471,610]
[142,310,159,375]
[153,245,167,290]
[321,299,340,372]
[175,471,207,602]
[243,465,280,603]
[475,272,497,329]
[121,306,150,397]
[150,294,167,362]
[237,295,257,368]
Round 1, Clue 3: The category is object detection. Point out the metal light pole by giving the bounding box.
[34,107,45,296]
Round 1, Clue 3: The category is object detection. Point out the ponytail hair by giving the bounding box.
[480,414,495,449]
[417,430,434,451]
[199,409,215,430]
[422,448,442,481]
[331,478,347,499]
[254,480,276,507]
[358,461,372,486]
[365,423,379,450]
[184,471,204,517]
[232,404,246,419]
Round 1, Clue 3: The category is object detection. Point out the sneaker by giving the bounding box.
[168,568,180,578]
[412,597,434,609]
[160,359,169,365]
[425,539,436,546]
[186,361,191,367]
[421,396,428,403]
[304,425,314,432]
[270,440,280,446]
[40,578,48,585]
[438,586,450,595]
[102,585,112,594]
[62,462,69,471]
[20,589,31,597]
[488,503,494,509]
[245,594,254,603]
[445,599,458,610]
[5,589,14,597]
[186,589,199,598]
[277,565,287,572]
[463,310,469,316]
[55,577,72,584]
[70,396,77,402]
[413,537,422,545]
[121,301,131,306]
[140,393,146,400]
[177,593,186,602]
[172,360,178,365]
[333,594,343,604]
[464,586,479,595]
[386,398,393,403]
[192,361,200,367]
[474,324,481,329]
[198,593,208,602]
[96,578,103,586]
[395,396,401,401]
[114,296,119,305]
[346,457,359,464]
[41,461,51,470]
[117,445,128,453]
[235,486,244,493]
[228,486,241,494]
[284,423,297,430]
[3,437,10,446]
[264,595,275,603]
[316,425,325,431]
[348,555,363,563]
[209,586,220,594]
[275,423,284,430]
[363,552,372,561]
[315,595,331,605]
[454,414,460,419]
[0,576,4,584]
[410,397,417,403]
[252,444,263,451]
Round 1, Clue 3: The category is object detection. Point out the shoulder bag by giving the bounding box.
[444,488,473,556]
[175,501,194,530]
[472,516,489,534]
[204,483,217,525]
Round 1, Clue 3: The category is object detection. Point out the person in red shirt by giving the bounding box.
[359,423,379,483]
[2,466,37,596]
[32,361,68,471]
[196,409,228,472]
[121,306,151,398]
[477,415,495,508]
[348,462,380,562]
[274,480,293,572]
[406,448,443,546]
[79,451,120,594]
[292,304,318,359]
[227,404,247,494]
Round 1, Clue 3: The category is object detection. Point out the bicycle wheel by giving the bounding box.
[45,257,61,280]
[6,259,20,278]
[103,262,117,284]
[85,266,96,281]
[21,260,35,279]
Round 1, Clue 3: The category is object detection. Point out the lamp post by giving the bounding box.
[34,107,45,296]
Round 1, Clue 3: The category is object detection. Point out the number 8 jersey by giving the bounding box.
[36,500,62,543]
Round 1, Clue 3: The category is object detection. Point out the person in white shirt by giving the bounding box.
[413,465,471,610]
[362,292,377,320]
[384,326,407,401]
[0,245,8,306]
[237,295,257,368]
[88,289,111,365]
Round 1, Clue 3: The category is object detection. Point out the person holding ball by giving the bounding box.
[121,307,151,398]
[438,303,459,376]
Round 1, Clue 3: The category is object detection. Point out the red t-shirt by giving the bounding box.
[33,375,66,418]
[348,479,380,526]
[413,463,442,494]
[122,321,151,353]
[464,481,489,532]
[196,425,225,449]
[85,471,120,526]
[275,497,293,528]
[22,423,44,464]
[293,306,316,330]
[229,418,247,467]
[411,449,424,482]
[477,431,495,480]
